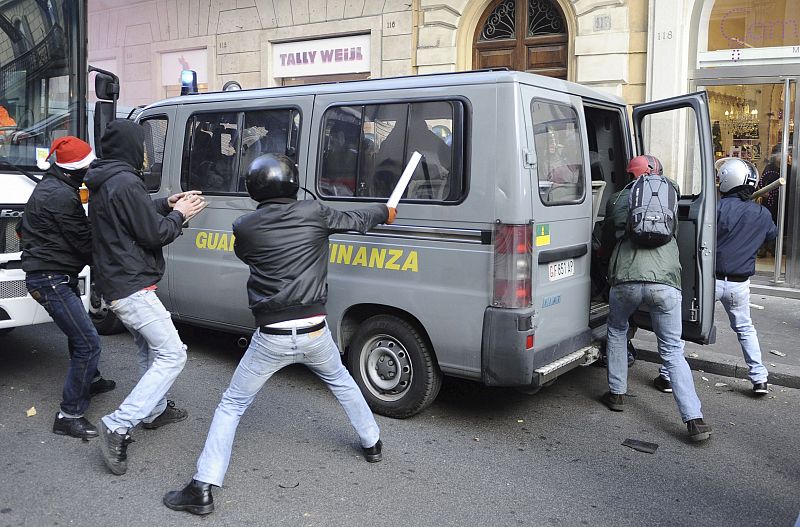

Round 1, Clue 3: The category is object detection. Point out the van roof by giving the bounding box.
[143,70,626,110]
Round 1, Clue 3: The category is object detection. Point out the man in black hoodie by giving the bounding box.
[19,136,116,440]
[85,120,206,475]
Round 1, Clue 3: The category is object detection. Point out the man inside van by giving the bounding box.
[18,136,116,440]
[599,154,711,443]
[654,158,776,397]
[85,119,206,475]
[163,153,395,515]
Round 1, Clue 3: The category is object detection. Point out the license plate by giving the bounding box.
[548,259,575,281]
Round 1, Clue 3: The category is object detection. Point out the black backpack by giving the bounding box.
[626,174,678,247]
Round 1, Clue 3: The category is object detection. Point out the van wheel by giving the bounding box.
[89,280,125,335]
[348,315,442,419]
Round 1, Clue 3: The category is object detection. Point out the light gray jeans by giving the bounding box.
[101,290,187,432]
[661,278,767,384]
[195,325,380,487]
[607,282,703,423]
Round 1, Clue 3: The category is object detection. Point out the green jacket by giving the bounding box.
[600,180,681,289]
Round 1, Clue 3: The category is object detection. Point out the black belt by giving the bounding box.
[260,320,326,335]
[715,272,749,283]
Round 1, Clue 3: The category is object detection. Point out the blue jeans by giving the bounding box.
[101,290,187,431]
[607,282,703,423]
[195,326,380,487]
[660,279,768,384]
[25,272,102,418]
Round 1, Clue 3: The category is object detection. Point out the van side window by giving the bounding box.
[532,101,585,205]
[182,112,239,194]
[238,109,301,192]
[319,100,463,202]
[141,116,168,193]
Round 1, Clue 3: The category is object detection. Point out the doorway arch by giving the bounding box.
[472,0,569,78]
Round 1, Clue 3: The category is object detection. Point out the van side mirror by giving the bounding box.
[93,101,114,157]
[93,71,120,101]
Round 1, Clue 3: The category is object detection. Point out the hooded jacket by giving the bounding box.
[233,198,388,326]
[716,190,778,277]
[84,119,184,301]
[19,165,92,275]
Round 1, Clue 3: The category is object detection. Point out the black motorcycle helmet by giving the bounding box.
[245,153,299,201]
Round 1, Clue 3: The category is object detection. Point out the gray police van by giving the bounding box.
[97,70,716,418]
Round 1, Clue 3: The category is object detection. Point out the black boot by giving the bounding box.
[163,479,214,515]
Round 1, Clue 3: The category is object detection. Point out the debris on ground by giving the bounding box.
[749,303,765,310]
[278,482,299,489]
[688,353,699,358]
[701,376,709,382]
[714,382,727,387]
[769,350,787,357]
[25,406,36,417]
[622,438,658,454]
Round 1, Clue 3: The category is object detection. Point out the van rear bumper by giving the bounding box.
[481,306,596,386]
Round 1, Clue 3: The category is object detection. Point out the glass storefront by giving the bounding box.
[694,0,800,287]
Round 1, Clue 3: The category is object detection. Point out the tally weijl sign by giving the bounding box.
[272,34,370,78]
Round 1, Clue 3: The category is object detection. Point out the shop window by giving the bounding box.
[141,116,168,192]
[318,101,463,202]
[182,109,300,195]
[707,0,799,51]
[532,100,585,205]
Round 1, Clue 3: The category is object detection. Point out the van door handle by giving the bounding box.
[537,244,588,264]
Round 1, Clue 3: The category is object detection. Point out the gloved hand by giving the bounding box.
[386,207,397,224]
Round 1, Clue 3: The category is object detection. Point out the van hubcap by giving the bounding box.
[360,335,413,401]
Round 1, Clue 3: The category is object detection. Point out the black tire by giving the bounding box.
[89,279,126,335]
[347,315,442,419]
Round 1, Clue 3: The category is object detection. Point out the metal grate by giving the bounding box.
[0,280,28,299]
[1,218,22,254]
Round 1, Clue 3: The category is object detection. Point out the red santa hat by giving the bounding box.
[37,136,96,171]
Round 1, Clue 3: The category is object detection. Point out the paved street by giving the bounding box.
[1,322,799,527]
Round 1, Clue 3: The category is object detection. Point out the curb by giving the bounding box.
[632,345,800,390]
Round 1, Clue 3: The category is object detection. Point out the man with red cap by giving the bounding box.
[599,155,712,443]
[18,136,116,440]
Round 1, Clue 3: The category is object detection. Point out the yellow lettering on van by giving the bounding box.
[352,246,368,267]
[336,244,353,265]
[217,233,229,252]
[368,248,386,268]
[329,243,337,262]
[401,251,418,272]
[385,249,403,270]
[196,231,208,249]
[207,232,219,250]
[229,234,236,252]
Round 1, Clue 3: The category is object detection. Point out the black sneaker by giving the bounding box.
[363,439,383,463]
[142,400,188,430]
[686,418,712,443]
[752,382,768,396]
[98,420,133,475]
[90,378,116,397]
[653,375,673,393]
[601,392,624,412]
[53,413,98,440]
[163,479,215,515]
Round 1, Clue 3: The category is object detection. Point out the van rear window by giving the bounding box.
[531,101,585,205]
[318,101,464,202]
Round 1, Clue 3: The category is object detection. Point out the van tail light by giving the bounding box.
[492,223,532,308]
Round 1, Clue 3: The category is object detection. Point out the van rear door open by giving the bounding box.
[631,92,716,344]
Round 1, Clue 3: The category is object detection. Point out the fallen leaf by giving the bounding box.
[769,350,786,357]
[26,406,36,417]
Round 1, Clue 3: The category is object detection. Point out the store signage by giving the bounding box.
[161,49,208,85]
[273,34,370,78]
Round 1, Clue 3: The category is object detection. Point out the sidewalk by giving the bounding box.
[632,292,800,389]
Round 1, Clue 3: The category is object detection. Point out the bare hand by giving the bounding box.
[168,190,202,207]
[174,194,207,221]
[386,207,397,224]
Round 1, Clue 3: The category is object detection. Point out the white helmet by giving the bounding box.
[716,157,759,193]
